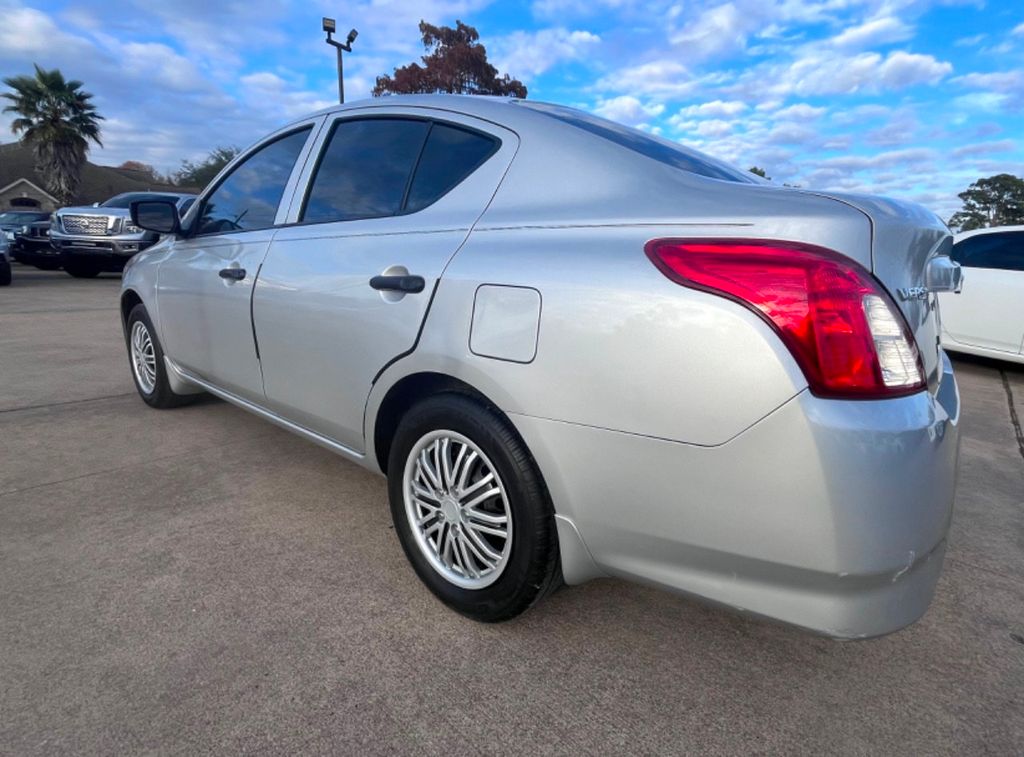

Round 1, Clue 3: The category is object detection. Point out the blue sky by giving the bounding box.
[1,0,1022,219]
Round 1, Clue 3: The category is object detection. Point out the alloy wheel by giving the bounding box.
[130,320,157,395]
[402,430,513,589]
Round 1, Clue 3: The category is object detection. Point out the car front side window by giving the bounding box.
[952,231,1024,271]
[195,127,312,236]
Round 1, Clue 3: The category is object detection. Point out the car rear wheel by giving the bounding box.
[0,261,11,286]
[126,304,194,409]
[387,393,561,622]
[65,259,102,278]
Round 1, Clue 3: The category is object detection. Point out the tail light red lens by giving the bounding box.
[645,239,926,399]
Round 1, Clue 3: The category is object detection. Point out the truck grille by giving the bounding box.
[61,215,114,235]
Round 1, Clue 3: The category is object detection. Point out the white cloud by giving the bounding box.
[951,139,1016,158]
[773,103,827,120]
[953,70,1024,111]
[595,60,699,96]
[954,33,986,47]
[531,0,647,17]
[0,5,96,58]
[1012,23,1024,37]
[669,2,758,61]
[238,72,335,120]
[782,50,952,95]
[954,70,1024,93]
[764,122,818,145]
[879,51,953,88]
[593,95,664,125]
[817,147,938,172]
[490,28,600,79]
[120,43,207,93]
[675,100,748,118]
[830,16,913,49]
[694,119,734,137]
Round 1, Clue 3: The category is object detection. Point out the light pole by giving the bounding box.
[323,17,357,104]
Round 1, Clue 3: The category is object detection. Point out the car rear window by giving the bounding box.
[405,124,499,213]
[519,102,757,184]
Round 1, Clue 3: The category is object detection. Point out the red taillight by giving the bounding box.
[645,239,926,399]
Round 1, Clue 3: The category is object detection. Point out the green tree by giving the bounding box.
[748,166,770,179]
[948,174,1024,231]
[373,21,527,98]
[2,64,103,204]
[173,146,240,190]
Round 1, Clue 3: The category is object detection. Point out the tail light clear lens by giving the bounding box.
[645,239,926,399]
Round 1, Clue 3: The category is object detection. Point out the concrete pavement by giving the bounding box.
[1,266,1022,755]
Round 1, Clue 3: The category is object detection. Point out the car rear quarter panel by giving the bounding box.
[379,176,874,451]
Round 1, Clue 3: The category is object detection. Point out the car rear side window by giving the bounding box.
[404,124,498,213]
[302,118,430,223]
[520,101,757,184]
[195,127,311,236]
[952,231,1024,271]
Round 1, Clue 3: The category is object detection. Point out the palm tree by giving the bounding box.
[2,65,103,204]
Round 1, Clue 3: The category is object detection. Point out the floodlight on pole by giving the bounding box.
[323,17,357,104]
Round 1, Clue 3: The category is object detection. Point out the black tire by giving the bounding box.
[125,304,194,409]
[65,260,101,278]
[387,393,562,622]
[0,262,11,286]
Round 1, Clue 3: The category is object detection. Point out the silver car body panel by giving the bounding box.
[121,95,961,638]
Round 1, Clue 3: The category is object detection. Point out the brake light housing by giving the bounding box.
[645,239,926,399]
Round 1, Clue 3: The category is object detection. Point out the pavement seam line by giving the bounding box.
[998,370,1024,462]
[0,392,136,415]
[0,431,284,499]
[0,306,117,315]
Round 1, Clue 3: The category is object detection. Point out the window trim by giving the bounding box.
[188,124,315,239]
[296,114,502,228]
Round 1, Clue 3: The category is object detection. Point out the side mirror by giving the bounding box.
[131,200,180,235]
[92,202,100,207]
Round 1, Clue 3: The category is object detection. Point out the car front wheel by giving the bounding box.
[387,393,561,622]
[126,304,194,409]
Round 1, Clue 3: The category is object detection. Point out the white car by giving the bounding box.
[939,226,1024,364]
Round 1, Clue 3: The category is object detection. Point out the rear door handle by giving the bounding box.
[369,274,425,293]
[219,267,246,281]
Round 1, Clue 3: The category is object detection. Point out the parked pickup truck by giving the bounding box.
[51,192,196,278]
[11,216,61,271]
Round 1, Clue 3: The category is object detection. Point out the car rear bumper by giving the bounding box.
[511,350,961,639]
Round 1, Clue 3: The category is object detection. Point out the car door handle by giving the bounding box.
[219,267,246,281]
[369,274,425,293]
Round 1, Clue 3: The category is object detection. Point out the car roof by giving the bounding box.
[954,225,1024,241]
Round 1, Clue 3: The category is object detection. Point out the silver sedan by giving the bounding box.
[121,95,962,638]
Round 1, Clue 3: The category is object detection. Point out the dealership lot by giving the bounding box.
[1,267,1022,755]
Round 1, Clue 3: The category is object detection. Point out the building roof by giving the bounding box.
[0,141,185,206]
